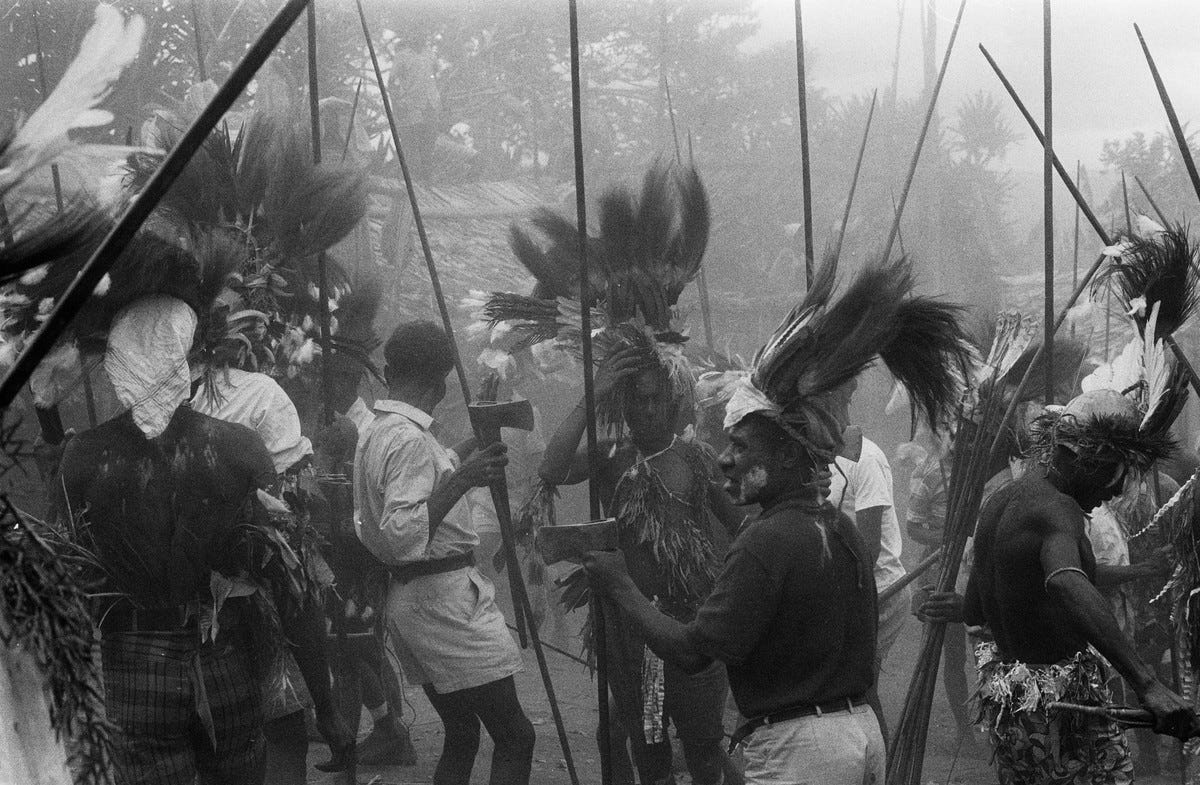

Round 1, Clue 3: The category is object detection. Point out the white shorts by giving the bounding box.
[384,566,524,694]
[740,704,884,785]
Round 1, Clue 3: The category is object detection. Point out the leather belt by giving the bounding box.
[728,695,869,752]
[390,551,474,584]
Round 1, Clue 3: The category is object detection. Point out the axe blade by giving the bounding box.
[469,399,535,435]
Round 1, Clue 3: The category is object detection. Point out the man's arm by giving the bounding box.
[1041,525,1195,737]
[855,507,884,566]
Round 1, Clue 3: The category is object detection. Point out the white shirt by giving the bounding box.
[190,368,312,474]
[353,399,478,566]
[827,437,906,590]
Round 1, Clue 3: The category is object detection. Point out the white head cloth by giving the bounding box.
[723,376,779,430]
[105,295,197,438]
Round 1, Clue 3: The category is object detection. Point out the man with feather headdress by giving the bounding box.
[585,258,973,784]
[961,226,1200,785]
[486,162,733,785]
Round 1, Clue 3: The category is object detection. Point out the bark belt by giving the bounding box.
[390,551,475,584]
[728,695,869,752]
[99,604,198,633]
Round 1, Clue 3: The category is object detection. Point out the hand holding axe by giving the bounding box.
[468,393,535,647]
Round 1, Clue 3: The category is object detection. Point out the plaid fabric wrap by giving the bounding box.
[976,644,1133,785]
[102,629,265,785]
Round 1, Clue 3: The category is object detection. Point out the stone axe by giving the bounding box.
[468,397,535,647]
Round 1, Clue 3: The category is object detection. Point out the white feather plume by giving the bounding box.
[1140,301,1174,430]
[0,5,145,195]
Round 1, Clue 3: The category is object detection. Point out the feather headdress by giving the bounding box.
[1093,224,1199,339]
[125,90,369,383]
[473,160,710,424]
[1036,301,1188,474]
[725,257,972,463]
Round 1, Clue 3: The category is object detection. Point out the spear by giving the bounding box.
[305,5,357,780]
[663,75,715,352]
[29,4,63,214]
[1135,24,1200,207]
[0,0,312,410]
[1042,0,1053,405]
[305,1,335,430]
[830,89,877,269]
[981,45,1200,458]
[339,79,363,164]
[190,0,207,82]
[568,1,612,783]
[881,0,967,263]
[1133,174,1170,227]
[1071,161,1080,338]
[794,0,814,287]
[355,4,579,783]
[1121,171,1133,234]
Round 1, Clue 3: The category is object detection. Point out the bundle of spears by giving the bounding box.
[886,312,1037,785]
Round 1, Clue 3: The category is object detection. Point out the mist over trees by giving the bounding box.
[0,0,1028,357]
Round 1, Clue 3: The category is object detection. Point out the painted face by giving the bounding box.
[718,419,790,506]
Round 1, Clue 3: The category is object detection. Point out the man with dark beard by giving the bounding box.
[585,259,972,783]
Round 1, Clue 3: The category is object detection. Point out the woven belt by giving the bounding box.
[390,551,475,584]
[728,695,868,752]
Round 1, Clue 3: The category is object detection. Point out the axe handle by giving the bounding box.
[475,424,529,648]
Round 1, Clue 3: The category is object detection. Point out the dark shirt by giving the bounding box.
[56,406,276,608]
[965,473,1097,664]
[685,497,878,718]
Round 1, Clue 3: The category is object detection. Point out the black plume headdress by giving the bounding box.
[726,256,972,462]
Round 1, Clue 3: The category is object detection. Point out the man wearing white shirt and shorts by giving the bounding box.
[355,320,534,785]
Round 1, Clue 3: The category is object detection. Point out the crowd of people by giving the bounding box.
[7,20,1200,779]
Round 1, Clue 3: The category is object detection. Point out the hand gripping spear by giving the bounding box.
[354,4,579,783]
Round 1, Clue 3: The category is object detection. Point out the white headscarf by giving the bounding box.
[722,376,779,430]
[105,295,196,438]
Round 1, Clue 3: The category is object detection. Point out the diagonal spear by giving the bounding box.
[567,0,612,783]
[829,89,877,269]
[981,44,1200,456]
[794,0,814,287]
[1133,174,1170,228]
[354,4,579,783]
[339,79,363,164]
[0,0,312,410]
[881,0,967,263]
[1135,24,1200,207]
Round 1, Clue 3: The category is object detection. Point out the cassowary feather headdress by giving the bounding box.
[1093,223,1199,339]
[470,160,709,423]
[724,257,972,464]
[124,87,369,384]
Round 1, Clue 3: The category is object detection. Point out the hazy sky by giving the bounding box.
[752,0,1200,175]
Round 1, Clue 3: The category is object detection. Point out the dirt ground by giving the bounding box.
[306,587,1196,785]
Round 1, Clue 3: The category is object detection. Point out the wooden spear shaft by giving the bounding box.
[356,6,579,784]
[567,3,610,784]
[1135,24,1200,207]
[1121,171,1133,233]
[190,0,208,82]
[0,0,312,410]
[1133,175,1171,227]
[794,0,814,287]
[30,4,62,214]
[830,89,877,269]
[1071,161,1081,338]
[306,0,335,429]
[881,0,967,263]
[1042,0,1053,405]
[339,79,363,164]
